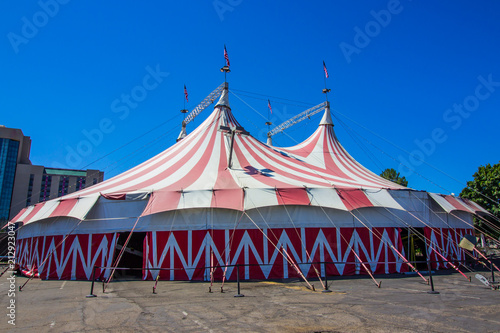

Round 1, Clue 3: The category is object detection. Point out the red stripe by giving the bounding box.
[101,193,126,200]
[11,207,27,223]
[328,127,398,188]
[98,111,221,194]
[248,131,373,188]
[281,127,323,158]
[65,109,222,199]
[49,199,78,218]
[213,130,241,191]
[337,189,373,211]
[23,203,45,223]
[142,191,182,216]
[233,137,310,189]
[319,128,363,182]
[276,188,310,206]
[238,136,359,188]
[443,195,472,213]
[212,189,244,210]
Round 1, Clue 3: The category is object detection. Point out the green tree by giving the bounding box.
[379,168,408,187]
[460,162,500,233]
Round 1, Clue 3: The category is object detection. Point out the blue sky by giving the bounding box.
[2,0,499,195]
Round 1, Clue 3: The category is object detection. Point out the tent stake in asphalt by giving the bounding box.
[322,262,332,293]
[86,265,97,298]
[426,260,439,294]
[234,264,244,297]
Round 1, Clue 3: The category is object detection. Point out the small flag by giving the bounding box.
[224,45,230,67]
[323,61,329,78]
[268,99,273,114]
[184,85,188,102]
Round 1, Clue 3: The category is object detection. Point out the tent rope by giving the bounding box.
[243,211,315,291]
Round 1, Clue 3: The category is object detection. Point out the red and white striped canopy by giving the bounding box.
[9,86,484,226]
[428,193,490,215]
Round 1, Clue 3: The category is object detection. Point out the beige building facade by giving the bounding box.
[0,126,103,223]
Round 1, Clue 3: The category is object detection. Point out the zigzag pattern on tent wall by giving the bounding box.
[143,227,408,281]
[15,233,119,280]
[14,227,473,281]
[425,227,474,270]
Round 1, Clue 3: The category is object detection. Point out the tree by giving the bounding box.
[379,168,408,187]
[460,162,500,226]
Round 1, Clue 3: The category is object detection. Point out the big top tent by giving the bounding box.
[10,82,485,283]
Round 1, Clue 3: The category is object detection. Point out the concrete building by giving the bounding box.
[0,126,103,224]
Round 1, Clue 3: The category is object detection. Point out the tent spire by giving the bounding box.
[215,82,230,109]
[319,101,333,126]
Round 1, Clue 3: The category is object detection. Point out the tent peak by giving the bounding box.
[215,82,230,109]
[319,101,333,126]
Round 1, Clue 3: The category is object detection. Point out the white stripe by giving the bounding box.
[68,194,100,220]
[15,205,34,222]
[244,188,279,210]
[178,190,213,209]
[307,188,347,211]
[183,127,222,191]
[365,189,404,210]
[66,109,222,198]
[428,193,455,213]
[114,117,221,193]
[25,200,60,224]
[241,136,370,188]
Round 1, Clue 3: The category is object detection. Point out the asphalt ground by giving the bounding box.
[0,269,499,333]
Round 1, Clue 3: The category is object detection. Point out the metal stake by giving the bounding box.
[86,266,97,298]
[427,260,439,294]
[234,264,244,297]
[322,262,332,293]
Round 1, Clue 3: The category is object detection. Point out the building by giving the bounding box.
[0,125,103,225]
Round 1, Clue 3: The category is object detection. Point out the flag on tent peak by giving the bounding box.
[224,45,230,67]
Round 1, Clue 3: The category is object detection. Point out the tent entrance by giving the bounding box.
[401,228,427,270]
[114,232,146,278]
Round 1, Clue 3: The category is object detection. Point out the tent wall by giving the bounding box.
[14,202,475,281]
[425,227,475,269]
[142,227,408,281]
[15,233,119,280]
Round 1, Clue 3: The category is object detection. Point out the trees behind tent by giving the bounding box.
[461,161,500,237]
[380,168,408,187]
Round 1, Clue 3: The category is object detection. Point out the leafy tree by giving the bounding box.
[460,162,500,236]
[379,168,408,187]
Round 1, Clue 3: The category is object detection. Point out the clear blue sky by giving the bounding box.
[2,1,499,196]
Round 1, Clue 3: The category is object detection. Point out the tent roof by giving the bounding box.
[9,84,485,225]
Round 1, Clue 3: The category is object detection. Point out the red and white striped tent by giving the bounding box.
[12,85,487,281]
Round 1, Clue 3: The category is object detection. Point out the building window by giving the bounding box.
[93,178,97,185]
[26,174,34,206]
[39,174,52,202]
[0,138,20,223]
[77,177,86,191]
[58,176,69,197]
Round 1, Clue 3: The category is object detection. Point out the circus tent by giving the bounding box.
[11,83,487,282]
